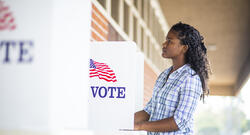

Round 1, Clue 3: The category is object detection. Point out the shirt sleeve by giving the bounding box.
[143,98,153,115]
[173,75,202,131]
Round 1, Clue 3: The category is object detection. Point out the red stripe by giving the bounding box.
[2,12,11,20]
[95,67,112,71]
[105,70,114,72]
[89,75,117,82]
[90,72,115,79]
[90,76,117,82]
[96,65,108,68]
[0,25,7,30]
[8,17,14,23]
[94,68,114,73]
[95,65,109,68]
[96,66,109,69]
[98,73,116,79]
[89,74,99,78]
[89,71,117,79]
[99,77,117,82]
[89,73,98,76]
[90,69,114,75]
[90,69,115,77]
[94,70,115,75]
[10,24,16,30]
[89,70,97,73]
[0,6,8,13]
[0,18,4,23]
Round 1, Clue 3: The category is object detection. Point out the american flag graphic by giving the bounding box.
[0,0,16,31]
[89,59,117,82]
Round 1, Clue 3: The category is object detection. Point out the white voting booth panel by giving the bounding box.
[89,42,141,131]
[0,0,91,134]
[0,0,144,134]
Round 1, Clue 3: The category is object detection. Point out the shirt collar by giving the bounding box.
[164,63,190,75]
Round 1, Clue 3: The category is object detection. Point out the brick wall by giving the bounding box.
[91,4,108,41]
[91,3,158,107]
[91,4,123,41]
[143,61,158,106]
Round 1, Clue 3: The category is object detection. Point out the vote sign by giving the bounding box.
[89,42,136,131]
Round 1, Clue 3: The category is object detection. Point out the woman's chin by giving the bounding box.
[162,54,169,58]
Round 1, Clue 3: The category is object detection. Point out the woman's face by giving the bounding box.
[162,30,186,59]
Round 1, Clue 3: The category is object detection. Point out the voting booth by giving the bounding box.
[0,0,91,134]
[89,42,142,131]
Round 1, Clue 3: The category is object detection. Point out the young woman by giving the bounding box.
[134,22,211,134]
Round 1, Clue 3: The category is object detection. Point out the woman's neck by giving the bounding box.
[171,55,186,72]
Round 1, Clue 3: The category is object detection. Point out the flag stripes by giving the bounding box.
[89,59,117,82]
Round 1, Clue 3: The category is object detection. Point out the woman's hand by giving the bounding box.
[134,110,150,130]
[134,110,149,123]
[134,122,140,130]
[134,121,144,130]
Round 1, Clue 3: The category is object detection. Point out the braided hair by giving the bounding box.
[170,22,211,101]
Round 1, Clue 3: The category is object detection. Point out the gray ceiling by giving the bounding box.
[159,0,250,96]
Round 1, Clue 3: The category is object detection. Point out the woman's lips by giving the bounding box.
[162,48,167,53]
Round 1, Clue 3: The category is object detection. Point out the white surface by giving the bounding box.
[50,0,91,130]
[0,0,51,131]
[89,42,138,131]
[0,0,91,134]
[134,52,144,112]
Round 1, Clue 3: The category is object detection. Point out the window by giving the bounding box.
[149,9,154,33]
[95,0,168,71]
[147,36,150,58]
[141,27,144,51]
[147,2,151,27]
[141,0,144,19]
[153,17,157,39]
[111,0,119,23]
[144,0,148,23]
[133,0,138,9]
[156,21,160,44]
[97,0,106,9]
[133,16,138,44]
[124,1,129,35]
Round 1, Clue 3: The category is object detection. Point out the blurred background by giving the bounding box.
[91,0,250,134]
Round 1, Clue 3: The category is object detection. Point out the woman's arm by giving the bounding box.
[135,116,179,132]
[136,76,202,132]
[134,110,150,124]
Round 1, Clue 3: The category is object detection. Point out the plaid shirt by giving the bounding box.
[144,64,202,135]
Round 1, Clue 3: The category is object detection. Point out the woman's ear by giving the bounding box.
[182,45,189,53]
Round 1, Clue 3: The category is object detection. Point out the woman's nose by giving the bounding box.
[162,42,167,47]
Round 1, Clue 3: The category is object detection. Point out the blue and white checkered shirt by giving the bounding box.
[144,64,202,135]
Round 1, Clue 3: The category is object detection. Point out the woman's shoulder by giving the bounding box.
[181,64,201,81]
[180,65,202,93]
